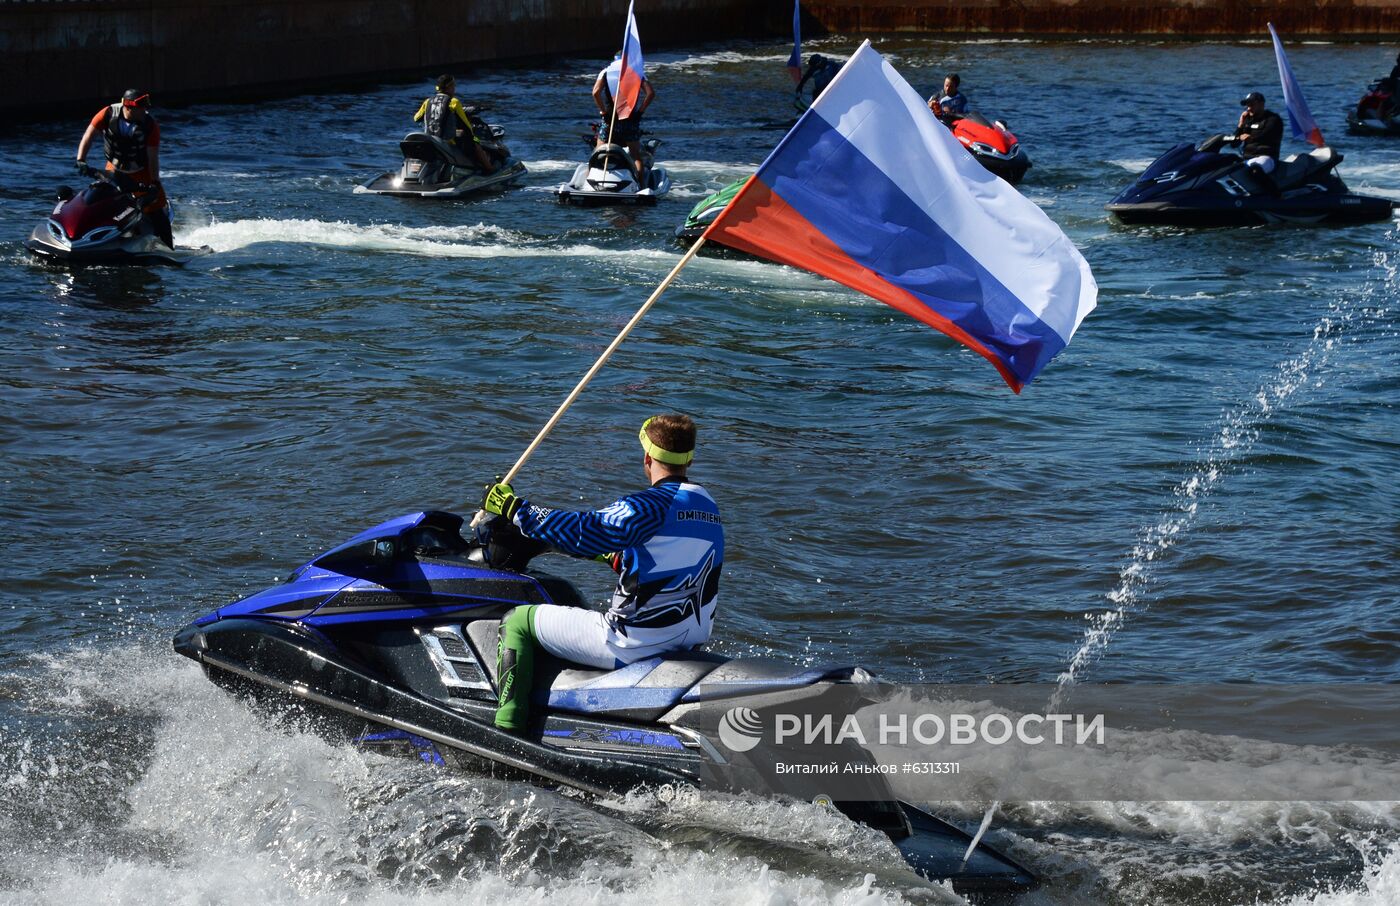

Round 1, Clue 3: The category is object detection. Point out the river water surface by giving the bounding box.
[1,36,1397,906]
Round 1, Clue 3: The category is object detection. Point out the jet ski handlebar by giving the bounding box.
[1196,134,1234,153]
[79,165,141,193]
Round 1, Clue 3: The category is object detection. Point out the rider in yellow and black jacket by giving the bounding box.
[415,75,496,173]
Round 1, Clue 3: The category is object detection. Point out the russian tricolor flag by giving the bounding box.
[707,41,1096,393]
[605,1,646,120]
[1268,23,1325,148]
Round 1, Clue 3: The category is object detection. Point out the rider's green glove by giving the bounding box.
[482,481,522,521]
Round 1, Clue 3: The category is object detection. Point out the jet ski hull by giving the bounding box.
[355,159,528,197]
[1106,195,1396,226]
[1345,111,1400,136]
[171,510,1039,897]
[973,147,1032,185]
[26,223,209,266]
[176,614,1036,897]
[556,164,671,205]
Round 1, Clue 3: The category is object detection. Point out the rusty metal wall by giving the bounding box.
[0,0,785,118]
[801,0,1400,39]
[8,0,1400,119]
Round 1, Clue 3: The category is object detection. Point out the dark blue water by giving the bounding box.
[1,37,1397,905]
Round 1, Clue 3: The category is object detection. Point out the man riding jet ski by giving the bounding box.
[27,164,210,265]
[357,75,526,197]
[922,76,1031,185]
[75,89,172,246]
[170,418,1039,897]
[31,87,209,263]
[558,56,670,205]
[794,54,842,111]
[480,416,721,733]
[1107,96,1395,227]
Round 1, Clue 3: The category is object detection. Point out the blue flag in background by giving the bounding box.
[787,0,802,84]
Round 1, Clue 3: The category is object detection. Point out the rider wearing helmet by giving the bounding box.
[75,89,173,247]
[795,53,841,105]
[414,74,496,173]
[481,415,723,734]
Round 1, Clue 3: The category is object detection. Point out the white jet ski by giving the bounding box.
[555,139,670,206]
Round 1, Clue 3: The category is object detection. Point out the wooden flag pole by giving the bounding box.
[471,234,712,525]
[605,79,620,147]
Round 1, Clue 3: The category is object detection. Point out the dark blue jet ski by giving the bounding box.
[1106,134,1395,226]
[173,510,1037,898]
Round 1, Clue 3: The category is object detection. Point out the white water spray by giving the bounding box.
[963,240,1399,864]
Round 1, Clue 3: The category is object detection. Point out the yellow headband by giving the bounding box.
[638,417,694,465]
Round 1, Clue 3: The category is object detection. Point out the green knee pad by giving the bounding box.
[494,604,538,732]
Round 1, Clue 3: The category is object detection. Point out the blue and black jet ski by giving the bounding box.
[173,510,1037,898]
[1106,134,1395,226]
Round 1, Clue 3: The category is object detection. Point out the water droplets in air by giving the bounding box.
[1056,237,1399,703]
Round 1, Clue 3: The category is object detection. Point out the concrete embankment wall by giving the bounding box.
[803,0,1400,40]
[0,0,786,119]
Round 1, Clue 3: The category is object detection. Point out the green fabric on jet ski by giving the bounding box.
[495,604,538,732]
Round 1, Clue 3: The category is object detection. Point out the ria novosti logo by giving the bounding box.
[717,706,763,752]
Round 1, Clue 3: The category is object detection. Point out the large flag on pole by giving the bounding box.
[1268,22,1325,148]
[706,41,1096,393]
[787,1,803,85]
[605,1,646,119]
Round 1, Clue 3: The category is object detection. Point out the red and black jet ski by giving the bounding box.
[946,112,1032,185]
[26,166,208,265]
[1346,79,1400,135]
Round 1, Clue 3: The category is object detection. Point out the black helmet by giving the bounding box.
[1240,91,1265,106]
[121,88,151,108]
[435,74,454,92]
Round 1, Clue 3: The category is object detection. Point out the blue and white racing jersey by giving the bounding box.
[513,477,723,631]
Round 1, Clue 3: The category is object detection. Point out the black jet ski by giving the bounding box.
[357,107,526,197]
[556,135,670,205]
[1106,134,1395,226]
[173,510,1037,898]
[26,166,209,265]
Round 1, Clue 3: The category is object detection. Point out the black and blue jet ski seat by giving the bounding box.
[400,132,478,169]
[463,618,852,722]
